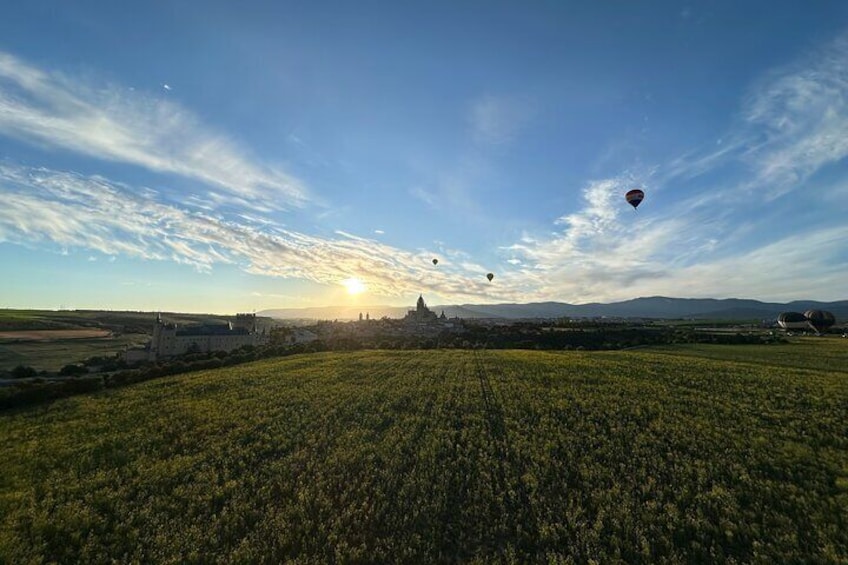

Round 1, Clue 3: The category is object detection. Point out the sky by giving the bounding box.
[2,1,848,313]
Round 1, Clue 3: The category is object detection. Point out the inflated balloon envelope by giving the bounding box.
[625,189,644,209]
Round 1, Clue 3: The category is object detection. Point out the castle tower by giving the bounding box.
[234,313,257,332]
[151,313,165,358]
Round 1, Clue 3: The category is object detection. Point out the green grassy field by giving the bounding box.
[0,308,263,371]
[0,333,149,371]
[1,344,847,563]
[0,309,231,332]
[648,337,848,373]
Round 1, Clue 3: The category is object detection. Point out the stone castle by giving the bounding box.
[125,313,270,363]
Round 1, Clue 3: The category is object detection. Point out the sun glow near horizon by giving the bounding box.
[342,277,367,296]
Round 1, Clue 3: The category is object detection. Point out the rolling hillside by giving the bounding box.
[261,297,848,321]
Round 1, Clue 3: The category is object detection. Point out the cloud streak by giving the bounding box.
[740,35,848,199]
[500,32,848,304]
[0,164,518,302]
[661,33,848,203]
[469,94,531,146]
[508,171,847,303]
[0,52,307,211]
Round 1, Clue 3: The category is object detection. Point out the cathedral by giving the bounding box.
[404,295,447,325]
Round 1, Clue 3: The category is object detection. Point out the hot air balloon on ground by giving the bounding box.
[486,273,494,282]
[432,258,438,265]
[804,310,836,334]
[777,312,808,330]
[625,189,645,210]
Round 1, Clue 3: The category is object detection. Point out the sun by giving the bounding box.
[342,277,367,295]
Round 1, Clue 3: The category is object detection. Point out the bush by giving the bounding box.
[11,365,37,379]
[59,364,89,377]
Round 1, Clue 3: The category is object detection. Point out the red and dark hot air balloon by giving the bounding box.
[625,189,645,210]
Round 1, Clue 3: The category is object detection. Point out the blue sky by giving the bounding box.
[2,1,848,313]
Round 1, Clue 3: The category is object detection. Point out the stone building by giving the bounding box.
[404,295,438,325]
[124,313,270,363]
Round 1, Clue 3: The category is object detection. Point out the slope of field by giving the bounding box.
[0,333,148,371]
[647,337,848,374]
[0,309,235,333]
[1,346,847,562]
[0,309,272,371]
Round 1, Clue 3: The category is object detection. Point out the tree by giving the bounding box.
[11,365,37,379]
[59,364,89,377]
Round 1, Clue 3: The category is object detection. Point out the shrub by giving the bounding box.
[59,364,89,377]
[11,365,37,379]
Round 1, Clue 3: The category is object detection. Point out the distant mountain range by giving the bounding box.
[259,296,848,322]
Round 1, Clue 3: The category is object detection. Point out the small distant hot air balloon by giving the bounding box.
[625,189,645,210]
[432,258,439,265]
[486,273,494,282]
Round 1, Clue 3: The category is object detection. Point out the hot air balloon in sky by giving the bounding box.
[486,273,494,282]
[625,189,645,210]
[432,258,438,265]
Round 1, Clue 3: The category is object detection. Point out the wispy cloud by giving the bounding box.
[0,52,307,210]
[740,35,848,199]
[494,30,848,302]
[506,175,678,302]
[409,186,437,208]
[469,94,532,146]
[506,30,848,303]
[0,164,518,302]
[497,30,848,303]
[627,227,848,301]
[662,32,848,202]
[507,171,847,303]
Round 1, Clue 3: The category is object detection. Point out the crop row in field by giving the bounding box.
[1,345,846,563]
